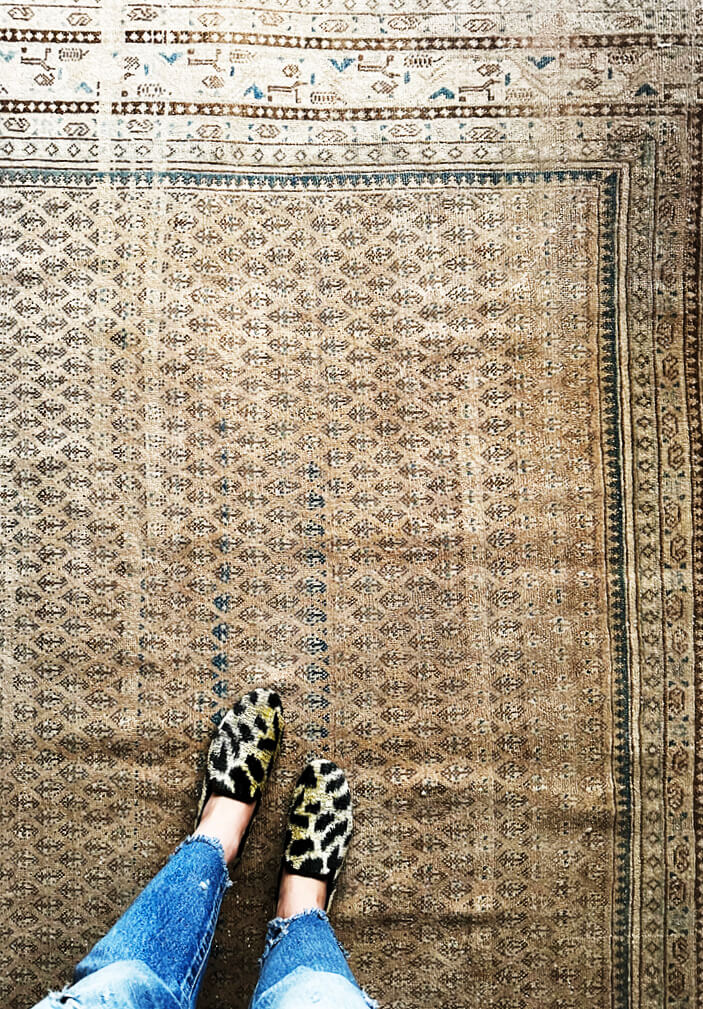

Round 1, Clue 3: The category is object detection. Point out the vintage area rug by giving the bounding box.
[1,3,702,1008]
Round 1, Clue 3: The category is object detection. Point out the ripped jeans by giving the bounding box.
[30,835,378,1009]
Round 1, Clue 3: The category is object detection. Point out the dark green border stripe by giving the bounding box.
[7,166,612,188]
[599,169,631,1007]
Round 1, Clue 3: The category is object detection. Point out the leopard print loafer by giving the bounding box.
[280,758,354,911]
[195,687,284,863]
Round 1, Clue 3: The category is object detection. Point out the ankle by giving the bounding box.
[194,794,253,866]
[276,870,327,919]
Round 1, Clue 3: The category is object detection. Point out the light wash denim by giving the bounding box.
[30,835,378,1009]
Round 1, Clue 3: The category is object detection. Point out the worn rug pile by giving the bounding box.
[0,2,702,1008]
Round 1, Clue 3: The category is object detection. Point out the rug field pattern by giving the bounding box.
[0,5,702,1009]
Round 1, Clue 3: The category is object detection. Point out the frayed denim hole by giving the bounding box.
[184,832,233,887]
[258,908,330,966]
[258,918,289,966]
[46,991,78,1008]
[358,989,379,1009]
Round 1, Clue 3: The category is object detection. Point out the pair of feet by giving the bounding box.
[192,688,351,920]
[195,791,326,920]
[195,794,326,918]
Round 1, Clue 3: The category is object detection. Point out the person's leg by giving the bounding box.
[249,905,378,1009]
[71,793,255,1008]
[71,834,230,1007]
[249,829,377,1009]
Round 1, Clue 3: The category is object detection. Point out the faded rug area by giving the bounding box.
[1,4,702,1008]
